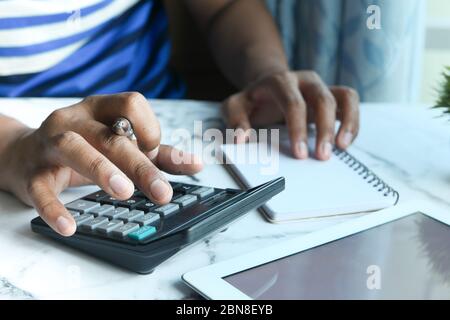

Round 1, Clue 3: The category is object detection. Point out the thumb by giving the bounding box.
[29,174,76,237]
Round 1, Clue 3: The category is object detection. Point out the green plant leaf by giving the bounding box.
[434,66,450,117]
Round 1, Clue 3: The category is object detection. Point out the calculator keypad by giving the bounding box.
[133,213,160,226]
[135,200,157,212]
[100,196,119,206]
[117,210,145,223]
[111,223,140,237]
[70,182,218,242]
[153,203,179,217]
[190,187,215,199]
[128,225,156,241]
[83,190,108,202]
[89,205,114,217]
[74,214,94,226]
[66,200,100,213]
[172,194,197,207]
[68,210,80,217]
[81,217,109,231]
[103,207,128,220]
[96,220,124,234]
[116,197,146,210]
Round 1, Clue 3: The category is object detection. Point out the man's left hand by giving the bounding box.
[222,70,360,160]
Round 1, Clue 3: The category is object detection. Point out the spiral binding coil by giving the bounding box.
[333,148,400,205]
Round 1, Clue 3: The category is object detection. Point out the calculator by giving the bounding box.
[31,177,285,274]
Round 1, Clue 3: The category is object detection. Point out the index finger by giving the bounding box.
[74,121,173,204]
[28,173,76,237]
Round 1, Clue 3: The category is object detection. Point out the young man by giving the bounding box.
[0,0,359,236]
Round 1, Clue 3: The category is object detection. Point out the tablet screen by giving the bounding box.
[224,213,450,299]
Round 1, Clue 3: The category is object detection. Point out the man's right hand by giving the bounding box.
[0,93,203,237]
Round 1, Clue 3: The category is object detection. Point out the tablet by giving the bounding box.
[182,204,450,299]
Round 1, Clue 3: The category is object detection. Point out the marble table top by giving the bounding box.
[0,98,448,299]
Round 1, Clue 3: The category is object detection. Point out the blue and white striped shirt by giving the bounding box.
[0,0,185,98]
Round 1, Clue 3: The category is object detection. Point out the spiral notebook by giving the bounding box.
[220,134,399,222]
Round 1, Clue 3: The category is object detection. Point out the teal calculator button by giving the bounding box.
[128,225,156,241]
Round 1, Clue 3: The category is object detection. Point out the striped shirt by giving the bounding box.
[0,0,185,98]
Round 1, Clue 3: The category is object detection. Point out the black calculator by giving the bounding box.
[31,177,285,274]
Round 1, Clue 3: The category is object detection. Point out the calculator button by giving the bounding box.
[136,200,157,213]
[133,213,160,226]
[111,223,139,237]
[133,190,146,198]
[89,205,114,217]
[66,200,100,213]
[96,220,124,234]
[74,214,94,226]
[172,194,198,207]
[83,190,108,202]
[102,207,128,220]
[128,225,157,241]
[153,203,179,217]
[68,210,80,217]
[173,184,196,194]
[80,217,109,231]
[171,191,184,200]
[169,182,181,189]
[190,187,214,199]
[117,197,145,209]
[100,196,120,206]
[117,210,144,223]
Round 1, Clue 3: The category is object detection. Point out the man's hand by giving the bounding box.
[0,93,202,237]
[222,71,360,160]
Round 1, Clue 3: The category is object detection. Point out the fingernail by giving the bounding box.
[342,132,353,147]
[191,154,203,167]
[150,179,171,201]
[322,142,333,159]
[235,132,245,144]
[298,142,308,159]
[56,216,75,236]
[182,152,202,166]
[109,174,133,196]
[147,146,160,161]
[235,128,249,144]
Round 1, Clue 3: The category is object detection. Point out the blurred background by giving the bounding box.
[423,0,450,104]
[165,0,450,105]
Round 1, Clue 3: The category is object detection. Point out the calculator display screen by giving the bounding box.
[224,213,450,299]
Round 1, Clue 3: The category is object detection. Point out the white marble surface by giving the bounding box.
[0,98,449,299]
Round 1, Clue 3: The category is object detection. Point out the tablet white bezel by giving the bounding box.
[182,203,449,300]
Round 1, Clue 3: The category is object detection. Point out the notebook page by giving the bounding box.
[221,141,397,221]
